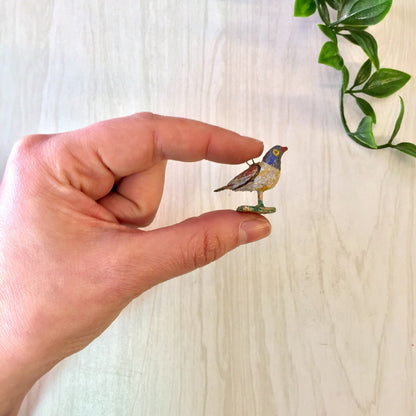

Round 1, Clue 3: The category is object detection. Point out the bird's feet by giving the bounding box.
[236,200,276,214]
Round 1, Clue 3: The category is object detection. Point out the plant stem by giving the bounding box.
[377,143,391,149]
[339,78,351,134]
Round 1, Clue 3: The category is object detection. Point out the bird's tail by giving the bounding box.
[214,186,228,192]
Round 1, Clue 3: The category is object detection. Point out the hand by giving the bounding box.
[0,113,270,415]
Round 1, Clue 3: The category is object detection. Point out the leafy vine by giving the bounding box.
[294,0,416,157]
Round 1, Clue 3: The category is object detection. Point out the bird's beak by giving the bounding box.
[281,146,288,153]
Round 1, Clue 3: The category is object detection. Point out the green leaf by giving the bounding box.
[354,96,376,123]
[352,59,372,88]
[318,24,337,42]
[340,0,363,17]
[342,34,359,45]
[342,66,350,92]
[318,41,344,70]
[389,96,405,143]
[361,68,411,98]
[393,142,416,158]
[345,29,379,69]
[326,0,342,10]
[316,0,331,25]
[351,115,378,148]
[334,0,392,27]
[294,0,317,17]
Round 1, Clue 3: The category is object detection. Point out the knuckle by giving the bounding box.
[132,111,160,122]
[9,135,53,176]
[7,135,52,185]
[187,229,224,270]
[12,134,50,158]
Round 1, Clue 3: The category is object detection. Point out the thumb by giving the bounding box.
[117,210,271,294]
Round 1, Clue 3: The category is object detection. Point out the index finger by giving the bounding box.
[63,112,264,179]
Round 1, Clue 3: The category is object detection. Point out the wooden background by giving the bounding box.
[1,1,415,415]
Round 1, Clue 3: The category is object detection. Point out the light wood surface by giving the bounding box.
[1,1,415,415]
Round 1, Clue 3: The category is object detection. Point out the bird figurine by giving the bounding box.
[214,145,287,214]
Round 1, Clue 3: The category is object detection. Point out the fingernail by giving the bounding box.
[239,217,271,244]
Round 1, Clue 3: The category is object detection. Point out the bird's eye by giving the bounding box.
[273,149,280,157]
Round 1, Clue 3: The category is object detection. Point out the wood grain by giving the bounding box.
[0,0,414,415]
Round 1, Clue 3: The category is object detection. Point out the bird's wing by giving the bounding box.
[227,163,261,190]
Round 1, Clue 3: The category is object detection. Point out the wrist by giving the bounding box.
[0,345,35,416]
[0,278,52,415]
[0,327,60,416]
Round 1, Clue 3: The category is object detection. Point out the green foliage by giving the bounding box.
[353,116,377,148]
[294,0,316,17]
[318,41,344,70]
[352,59,372,87]
[342,29,379,68]
[341,66,350,92]
[318,24,337,42]
[354,96,376,123]
[334,0,393,27]
[326,0,342,10]
[359,69,411,97]
[294,0,415,158]
[393,142,416,157]
[389,96,405,142]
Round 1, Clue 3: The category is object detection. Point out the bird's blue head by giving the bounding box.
[262,145,288,169]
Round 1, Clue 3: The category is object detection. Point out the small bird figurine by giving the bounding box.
[214,145,288,214]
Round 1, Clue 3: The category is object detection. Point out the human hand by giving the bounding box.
[0,113,270,415]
